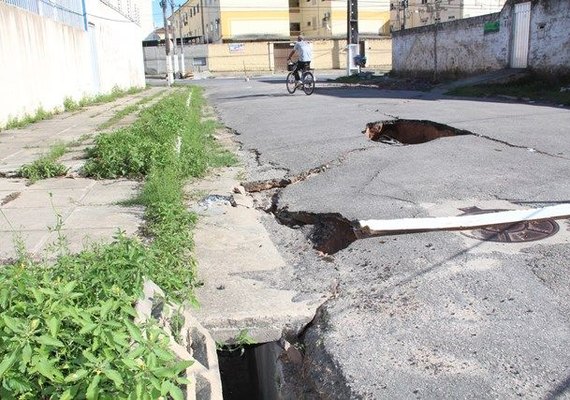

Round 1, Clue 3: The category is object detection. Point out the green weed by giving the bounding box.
[0,238,192,399]
[5,107,54,130]
[0,87,236,398]
[18,142,69,183]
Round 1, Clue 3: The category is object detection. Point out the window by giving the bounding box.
[448,15,455,19]
[193,57,206,66]
[421,0,427,4]
[307,20,311,26]
[290,22,300,32]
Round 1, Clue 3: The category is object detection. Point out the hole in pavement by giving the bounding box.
[218,339,317,400]
[274,210,358,254]
[363,119,471,145]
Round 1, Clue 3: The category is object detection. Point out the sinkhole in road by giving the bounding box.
[275,210,358,254]
[363,119,471,145]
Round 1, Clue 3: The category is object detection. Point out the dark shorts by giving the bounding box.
[294,61,311,80]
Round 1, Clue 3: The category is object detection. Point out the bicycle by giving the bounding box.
[286,62,315,95]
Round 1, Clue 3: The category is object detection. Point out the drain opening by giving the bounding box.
[363,119,471,145]
[218,341,291,400]
[218,344,260,400]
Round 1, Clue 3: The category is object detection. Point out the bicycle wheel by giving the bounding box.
[286,72,297,94]
[302,72,315,95]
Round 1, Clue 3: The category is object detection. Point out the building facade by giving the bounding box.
[169,0,389,43]
[390,0,505,31]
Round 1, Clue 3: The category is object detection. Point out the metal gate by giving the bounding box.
[510,2,531,68]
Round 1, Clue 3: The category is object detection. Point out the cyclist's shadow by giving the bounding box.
[219,93,293,100]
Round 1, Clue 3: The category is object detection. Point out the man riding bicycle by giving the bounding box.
[287,35,312,86]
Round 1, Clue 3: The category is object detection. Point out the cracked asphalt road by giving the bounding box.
[190,76,570,399]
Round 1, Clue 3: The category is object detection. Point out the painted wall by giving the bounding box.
[0,0,145,127]
[528,0,570,74]
[208,41,272,71]
[0,4,91,127]
[393,0,570,76]
[392,12,509,76]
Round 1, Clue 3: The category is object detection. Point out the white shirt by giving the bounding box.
[294,40,312,62]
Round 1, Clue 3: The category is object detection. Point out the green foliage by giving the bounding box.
[63,97,80,112]
[1,87,237,398]
[83,88,236,180]
[216,329,257,355]
[1,87,146,131]
[4,107,55,130]
[18,142,69,183]
[97,105,139,131]
[0,247,192,399]
[19,159,67,183]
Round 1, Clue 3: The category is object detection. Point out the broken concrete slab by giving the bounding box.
[136,280,224,400]
[188,151,326,344]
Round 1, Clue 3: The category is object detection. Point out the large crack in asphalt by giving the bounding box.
[236,118,569,255]
[364,118,569,159]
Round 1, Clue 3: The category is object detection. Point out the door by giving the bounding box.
[273,42,292,72]
[510,2,531,68]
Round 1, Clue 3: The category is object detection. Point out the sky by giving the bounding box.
[152,0,172,28]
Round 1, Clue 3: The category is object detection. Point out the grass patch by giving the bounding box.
[2,87,146,132]
[18,142,69,183]
[1,87,236,398]
[97,105,139,131]
[5,107,54,130]
[96,90,165,132]
[447,73,570,106]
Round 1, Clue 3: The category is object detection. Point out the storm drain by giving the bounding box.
[217,341,293,400]
[459,206,560,242]
[363,119,471,145]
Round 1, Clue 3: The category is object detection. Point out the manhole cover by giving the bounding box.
[459,206,559,243]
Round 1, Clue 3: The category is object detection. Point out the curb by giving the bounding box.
[136,280,224,400]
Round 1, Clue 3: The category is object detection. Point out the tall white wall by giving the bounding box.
[0,1,145,128]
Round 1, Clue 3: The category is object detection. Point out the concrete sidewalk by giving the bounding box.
[0,86,228,399]
[0,87,166,261]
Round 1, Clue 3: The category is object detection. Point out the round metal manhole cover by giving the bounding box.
[458,206,559,243]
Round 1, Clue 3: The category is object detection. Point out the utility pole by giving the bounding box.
[433,0,440,82]
[347,0,358,75]
[347,0,358,45]
[401,0,408,29]
[160,0,174,85]
[169,0,178,78]
[178,4,185,78]
[199,0,206,43]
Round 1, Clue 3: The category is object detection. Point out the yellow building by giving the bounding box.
[297,0,390,38]
[169,0,389,43]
